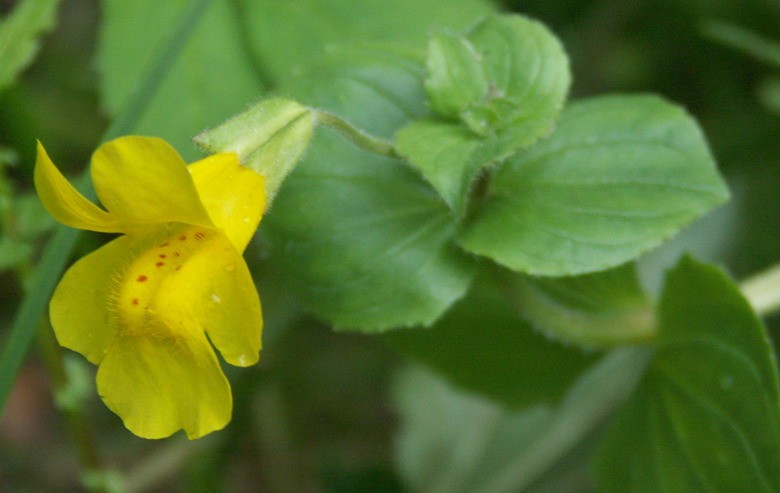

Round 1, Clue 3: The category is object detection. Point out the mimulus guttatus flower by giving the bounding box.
[35,136,266,439]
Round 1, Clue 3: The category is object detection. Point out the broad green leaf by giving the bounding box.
[98,0,264,160]
[263,49,475,331]
[383,273,594,407]
[397,15,570,213]
[596,256,780,492]
[459,95,730,276]
[0,0,60,91]
[393,347,649,493]
[503,263,656,347]
[235,0,495,85]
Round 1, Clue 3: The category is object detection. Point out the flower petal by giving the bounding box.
[155,231,262,367]
[34,141,124,233]
[50,235,143,364]
[189,153,266,252]
[96,331,231,439]
[91,136,214,228]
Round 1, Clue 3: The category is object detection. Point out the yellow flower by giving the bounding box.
[35,136,266,439]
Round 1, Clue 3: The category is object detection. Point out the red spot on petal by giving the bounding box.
[156,262,165,268]
[179,235,187,241]
[194,232,205,240]
[159,254,167,259]
[132,298,139,305]
[175,266,182,271]
[137,275,148,282]
[173,251,181,257]
[159,242,169,247]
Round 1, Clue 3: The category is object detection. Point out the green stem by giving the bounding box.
[37,327,122,493]
[741,262,780,317]
[0,0,215,416]
[701,20,780,70]
[313,110,400,159]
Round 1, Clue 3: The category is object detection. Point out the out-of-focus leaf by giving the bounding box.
[394,347,649,493]
[383,273,594,407]
[596,256,780,492]
[503,263,655,347]
[393,365,553,493]
[235,0,495,85]
[264,48,475,331]
[0,237,32,271]
[0,0,60,91]
[97,0,264,159]
[458,95,730,276]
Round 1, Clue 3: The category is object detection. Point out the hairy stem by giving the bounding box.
[313,110,400,159]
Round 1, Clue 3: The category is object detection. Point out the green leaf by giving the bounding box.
[459,95,730,276]
[382,273,595,408]
[397,14,571,213]
[463,15,571,137]
[0,0,60,91]
[97,0,264,159]
[424,31,489,119]
[234,0,495,85]
[502,263,656,347]
[395,119,486,212]
[194,97,315,204]
[263,49,475,331]
[596,256,780,492]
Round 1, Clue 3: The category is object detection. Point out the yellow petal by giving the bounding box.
[96,331,231,439]
[155,231,262,367]
[34,141,124,233]
[91,136,214,229]
[189,153,266,252]
[50,235,144,364]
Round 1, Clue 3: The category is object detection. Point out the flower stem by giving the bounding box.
[313,110,400,159]
[741,262,780,317]
[0,0,215,416]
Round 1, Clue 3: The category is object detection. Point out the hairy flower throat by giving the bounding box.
[117,226,214,333]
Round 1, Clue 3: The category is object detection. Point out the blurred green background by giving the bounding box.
[1,0,779,491]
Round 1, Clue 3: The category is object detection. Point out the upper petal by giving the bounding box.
[34,141,125,233]
[155,231,262,367]
[91,136,214,228]
[50,235,141,364]
[96,330,231,439]
[188,153,266,253]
